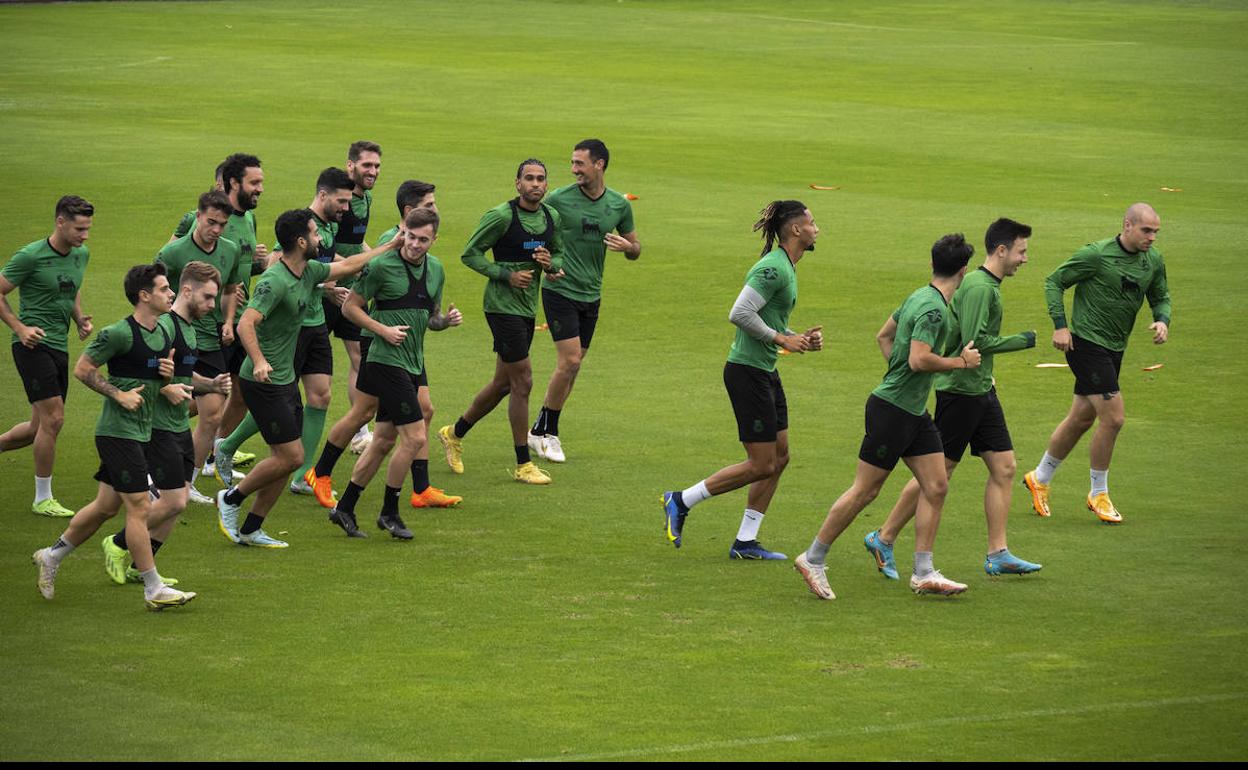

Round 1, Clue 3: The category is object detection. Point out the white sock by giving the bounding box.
[913,551,934,578]
[34,476,53,503]
[140,568,163,596]
[191,468,201,485]
[1034,451,1063,485]
[48,537,75,563]
[1090,468,1109,496]
[681,480,712,510]
[736,509,764,541]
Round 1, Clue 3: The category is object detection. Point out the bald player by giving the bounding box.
[1023,203,1171,525]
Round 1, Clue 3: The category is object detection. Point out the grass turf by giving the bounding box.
[1,0,1246,760]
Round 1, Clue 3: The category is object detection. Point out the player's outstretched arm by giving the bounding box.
[326,234,400,282]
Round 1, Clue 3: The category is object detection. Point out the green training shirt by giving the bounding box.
[299,212,337,328]
[872,285,951,416]
[461,201,564,318]
[174,209,260,306]
[241,259,332,385]
[152,311,198,433]
[543,183,635,303]
[2,238,89,353]
[1044,236,1171,352]
[934,267,1035,396]
[155,233,241,352]
[355,251,445,376]
[726,248,797,373]
[84,316,170,442]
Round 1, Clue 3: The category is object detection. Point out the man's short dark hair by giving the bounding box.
[516,158,546,178]
[198,190,232,216]
[221,153,261,195]
[395,180,436,216]
[55,195,94,220]
[316,167,354,194]
[574,139,609,171]
[985,218,1032,255]
[403,207,440,234]
[348,141,381,161]
[124,262,167,305]
[274,209,316,255]
[931,233,975,278]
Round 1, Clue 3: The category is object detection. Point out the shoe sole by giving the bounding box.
[729,551,787,561]
[146,592,196,611]
[1087,502,1122,523]
[1023,474,1051,518]
[985,564,1042,576]
[911,583,968,596]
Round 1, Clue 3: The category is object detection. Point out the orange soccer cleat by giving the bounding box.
[410,486,463,508]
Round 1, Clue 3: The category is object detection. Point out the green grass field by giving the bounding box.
[2,0,1246,760]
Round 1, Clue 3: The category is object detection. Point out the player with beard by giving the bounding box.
[101,261,231,586]
[529,139,640,464]
[31,263,197,610]
[215,209,396,548]
[437,160,564,485]
[660,201,821,560]
[0,196,95,518]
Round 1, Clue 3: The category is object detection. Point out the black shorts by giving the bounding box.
[485,312,535,364]
[239,378,304,445]
[93,436,149,494]
[723,362,788,444]
[542,289,600,349]
[323,297,363,342]
[294,324,334,376]
[194,347,229,379]
[1066,334,1123,396]
[225,332,247,376]
[933,389,1013,462]
[859,394,944,471]
[366,362,428,425]
[12,342,69,403]
[146,429,195,490]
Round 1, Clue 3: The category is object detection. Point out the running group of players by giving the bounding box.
[4,139,639,610]
[661,201,1171,600]
[1,138,1170,611]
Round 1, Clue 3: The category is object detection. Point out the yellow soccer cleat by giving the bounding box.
[1023,471,1051,518]
[437,425,464,474]
[32,498,74,518]
[410,486,463,508]
[512,462,551,485]
[1086,492,1122,524]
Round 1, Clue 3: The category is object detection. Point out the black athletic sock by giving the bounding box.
[314,441,346,479]
[240,513,264,535]
[338,481,365,515]
[381,485,401,517]
[206,450,215,466]
[545,408,561,437]
[223,486,247,506]
[151,538,163,556]
[453,416,474,439]
[531,408,548,436]
[515,445,531,465]
[410,460,430,494]
[112,530,127,550]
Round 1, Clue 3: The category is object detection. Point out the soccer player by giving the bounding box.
[865,219,1042,581]
[330,141,382,455]
[793,234,982,600]
[215,209,396,548]
[1022,203,1171,524]
[31,263,197,610]
[300,180,440,507]
[328,207,463,538]
[101,261,231,585]
[660,201,821,560]
[528,139,640,463]
[437,159,564,485]
[156,190,241,503]
[0,195,95,517]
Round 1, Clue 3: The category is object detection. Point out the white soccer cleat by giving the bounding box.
[349,426,372,455]
[32,548,59,600]
[794,552,836,600]
[188,485,214,505]
[526,432,547,460]
[144,585,197,611]
[542,435,565,463]
[910,570,968,596]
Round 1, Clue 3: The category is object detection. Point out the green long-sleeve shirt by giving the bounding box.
[935,266,1035,396]
[1044,236,1171,353]
[461,201,563,318]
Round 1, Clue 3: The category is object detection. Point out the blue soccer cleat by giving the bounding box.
[729,539,788,560]
[984,550,1042,576]
[864,529,899,580]
[661,492,687,549]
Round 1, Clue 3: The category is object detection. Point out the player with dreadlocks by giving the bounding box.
[660,200,823,560]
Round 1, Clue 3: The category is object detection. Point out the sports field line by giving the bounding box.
[517,691,1247,762]
[735,13,1139,46]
